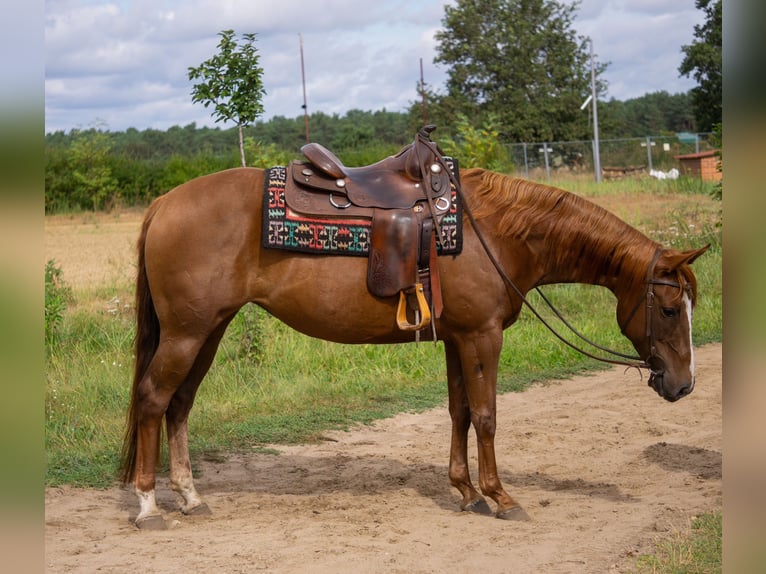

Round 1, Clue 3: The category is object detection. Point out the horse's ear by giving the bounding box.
[683,244,711,266]
[658,244,710,272]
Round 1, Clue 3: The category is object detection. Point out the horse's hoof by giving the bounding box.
[135,514,168,530]
[182,503,212,516]
[462,498,494,516]
[496,505,531,521]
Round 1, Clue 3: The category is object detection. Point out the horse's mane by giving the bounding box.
[459,168,685,296]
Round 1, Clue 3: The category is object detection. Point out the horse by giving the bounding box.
[120,166,708,529]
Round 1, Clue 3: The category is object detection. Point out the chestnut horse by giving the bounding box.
[120,166,708,529]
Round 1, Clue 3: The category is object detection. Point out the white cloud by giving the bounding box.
[44,0,707,133]
[573,0,703,100]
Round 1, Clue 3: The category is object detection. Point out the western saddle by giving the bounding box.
[284,125,458,334]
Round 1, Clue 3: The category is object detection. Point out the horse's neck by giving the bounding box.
[534,203,657,294]
[462,171,658,296]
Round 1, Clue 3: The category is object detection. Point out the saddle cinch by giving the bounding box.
[284,125,457,333]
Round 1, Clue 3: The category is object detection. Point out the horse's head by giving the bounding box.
[618,245,710,402]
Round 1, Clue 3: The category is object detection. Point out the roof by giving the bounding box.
[674,150,719,160]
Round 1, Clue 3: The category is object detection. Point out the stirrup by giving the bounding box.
[396,283,431,331]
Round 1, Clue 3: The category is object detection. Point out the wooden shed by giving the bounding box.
[674,150,721,181]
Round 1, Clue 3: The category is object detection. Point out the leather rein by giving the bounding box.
[440,169,686,372]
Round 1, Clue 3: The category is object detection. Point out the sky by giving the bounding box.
[44,0,705,134]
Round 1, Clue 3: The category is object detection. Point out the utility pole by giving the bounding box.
[299,33,309,143]
[590,39,601,183]
[419,58,427,126]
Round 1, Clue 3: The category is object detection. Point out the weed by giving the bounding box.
[45,260,72,349]
[228,304,267,363]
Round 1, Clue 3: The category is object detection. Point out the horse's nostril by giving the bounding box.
[677,384,693,398]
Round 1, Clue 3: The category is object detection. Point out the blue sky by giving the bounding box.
[44,0,705,133]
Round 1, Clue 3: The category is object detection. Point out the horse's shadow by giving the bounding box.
[117,449,660,515]
[118,441,721,516]
[197,453,646,505]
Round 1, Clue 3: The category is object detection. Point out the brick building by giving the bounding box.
[674,150,721,181]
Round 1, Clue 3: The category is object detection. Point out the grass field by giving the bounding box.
[45,174,722,572]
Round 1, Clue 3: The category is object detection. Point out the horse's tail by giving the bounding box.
[119,199,163,485]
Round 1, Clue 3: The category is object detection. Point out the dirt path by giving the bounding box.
[45,343,721,573]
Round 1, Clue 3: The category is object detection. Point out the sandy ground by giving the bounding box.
[44,343,721,573]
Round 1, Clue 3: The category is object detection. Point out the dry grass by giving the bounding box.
[44,208,144,292]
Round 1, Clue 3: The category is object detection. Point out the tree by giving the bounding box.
[678,0,722,132]
[68,124,118,210]
[433,0,606,142]
[188,30,266,166]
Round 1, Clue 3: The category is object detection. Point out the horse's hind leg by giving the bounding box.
[165,316,235,517]
[132,334,207,528]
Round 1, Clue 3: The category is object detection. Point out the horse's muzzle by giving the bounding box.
[649,371,694,402]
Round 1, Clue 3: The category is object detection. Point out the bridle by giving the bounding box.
[617,249,691,373]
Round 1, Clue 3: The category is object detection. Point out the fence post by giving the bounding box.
[642,136,654,172]
[522,142,529,178]
[539,143,551,179]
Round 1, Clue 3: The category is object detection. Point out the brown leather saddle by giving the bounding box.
[284,125,458,333]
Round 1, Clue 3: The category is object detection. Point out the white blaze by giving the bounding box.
[684,290,695,382]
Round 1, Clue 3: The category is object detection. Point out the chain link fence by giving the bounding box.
[507,132,716,180]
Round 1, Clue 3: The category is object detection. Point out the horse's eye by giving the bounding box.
[661,307,679,318]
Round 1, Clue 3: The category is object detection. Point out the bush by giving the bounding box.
[439,114,514,172]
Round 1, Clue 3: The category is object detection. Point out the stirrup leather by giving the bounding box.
[396,283,431,331]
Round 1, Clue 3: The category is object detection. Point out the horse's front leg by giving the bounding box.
[444,340,493,515]
[456,330,530,520]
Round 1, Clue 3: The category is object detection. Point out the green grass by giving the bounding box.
[46,292,135,487]
[632,512,722,574]
[553,173,719,199]
[45,178,722,489]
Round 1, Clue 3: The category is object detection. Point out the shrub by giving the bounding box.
[439,114,514,173]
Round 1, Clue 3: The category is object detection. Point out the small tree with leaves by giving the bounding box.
[188,30,266,167]
[439,114,513,172]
